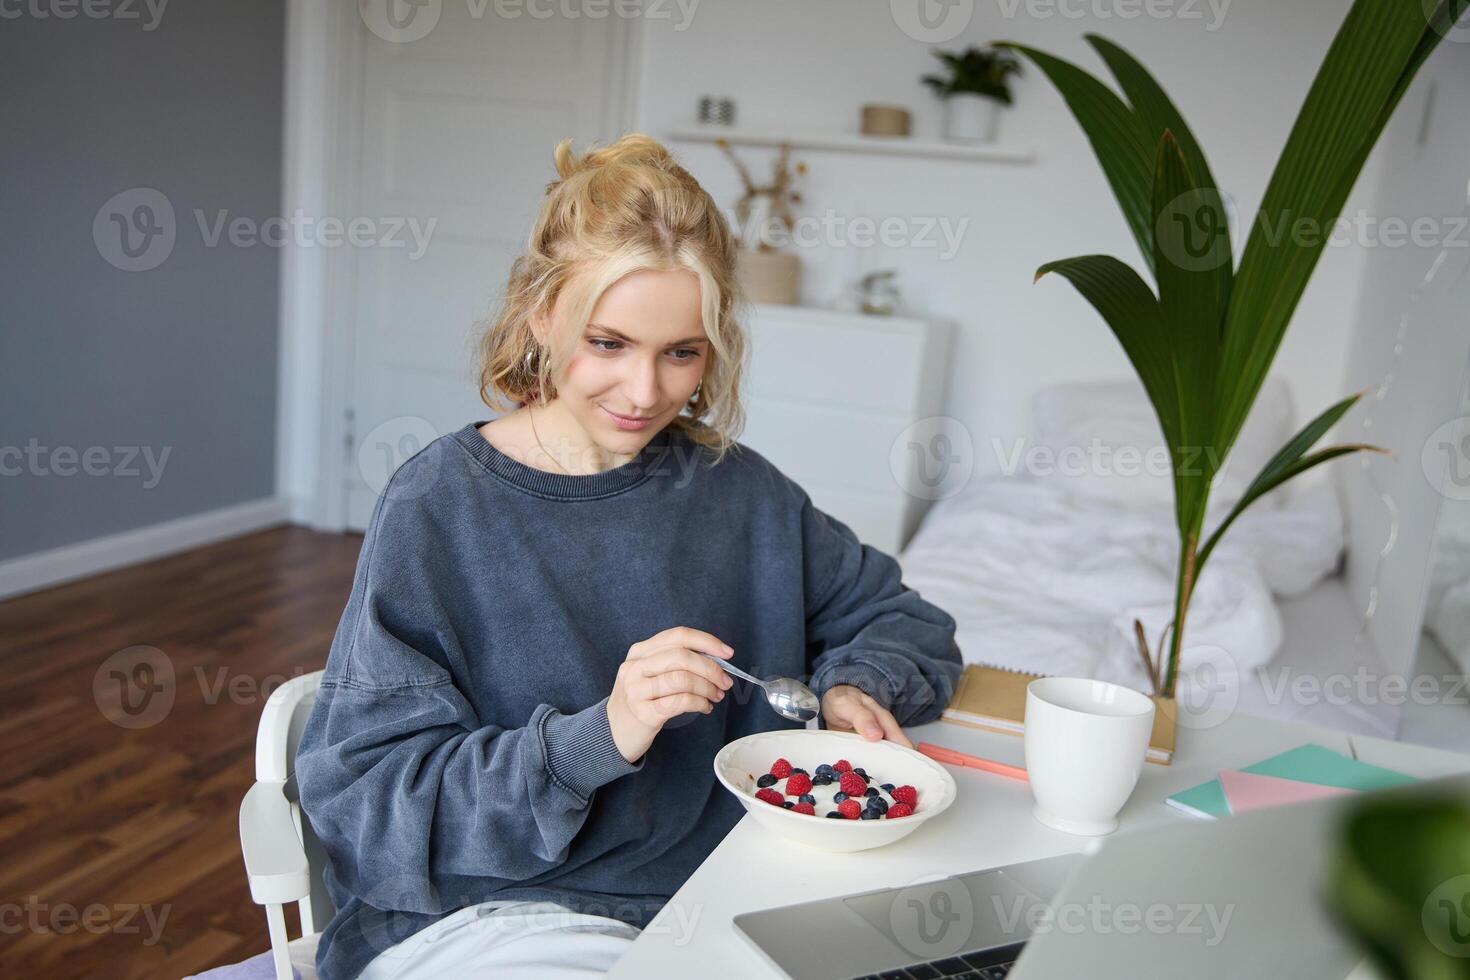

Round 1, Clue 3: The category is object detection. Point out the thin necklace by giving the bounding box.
[527,405,573,475]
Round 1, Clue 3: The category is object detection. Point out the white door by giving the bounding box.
[345,2,635,529]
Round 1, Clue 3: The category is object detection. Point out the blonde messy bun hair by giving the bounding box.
[477,132,748,464]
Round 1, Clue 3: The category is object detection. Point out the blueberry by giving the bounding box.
[799,794,816,806]
[881,783,895,793]
[859,809,880,819]
[782,801,794,809]
[826,811,843,819]
[815,764,834,776]
[868,797,889,814]
[756,774,777,788]
[811,774,833,786]
[864,787,879,798]
[833,792,848,803]
[853,767,868,779]
[790,768,808,777]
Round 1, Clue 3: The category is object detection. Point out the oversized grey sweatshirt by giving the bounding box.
[295,419,965,980]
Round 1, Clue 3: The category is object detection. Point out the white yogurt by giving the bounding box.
[752,766,911,819]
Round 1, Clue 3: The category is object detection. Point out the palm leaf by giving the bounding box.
[1033,255,1182,456]
[1151,130,1223,532]
[998,43,1157,276]
[1213,0,1463,454]
[1086,34,1234,325]
[1200,445,1383,573]
[1014,1,1464,696]
[1196,392,1381,569]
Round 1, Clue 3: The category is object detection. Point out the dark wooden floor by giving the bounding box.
[0,525,364,979]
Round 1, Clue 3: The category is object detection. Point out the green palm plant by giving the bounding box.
[999,0,1468,698]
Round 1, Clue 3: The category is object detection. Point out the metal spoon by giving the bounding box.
[702,653,820,723]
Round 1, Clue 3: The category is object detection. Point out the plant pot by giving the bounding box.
[737,248,801,305]
[943,93,1000,143]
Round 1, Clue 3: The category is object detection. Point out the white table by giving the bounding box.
[608,715,1470,979]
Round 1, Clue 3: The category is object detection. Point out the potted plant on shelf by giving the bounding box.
[715,137,807,305]
[922,44,1023,143]
[999,0,1467,700]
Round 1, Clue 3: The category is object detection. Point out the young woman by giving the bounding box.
[296,134,964,980]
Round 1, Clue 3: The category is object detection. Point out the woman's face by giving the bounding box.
[540,267,709,454]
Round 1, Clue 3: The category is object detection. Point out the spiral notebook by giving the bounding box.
[941,662,1177,764]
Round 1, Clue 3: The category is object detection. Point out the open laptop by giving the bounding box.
[733,773,1470,980]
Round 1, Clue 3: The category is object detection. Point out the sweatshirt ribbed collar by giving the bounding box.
[453,419,678,499]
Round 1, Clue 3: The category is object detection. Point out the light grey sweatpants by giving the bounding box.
[357,900,641,979]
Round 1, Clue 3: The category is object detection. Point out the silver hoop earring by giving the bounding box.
[689,380,703,404]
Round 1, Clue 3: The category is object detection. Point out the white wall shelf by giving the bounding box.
[666,124,1036,165]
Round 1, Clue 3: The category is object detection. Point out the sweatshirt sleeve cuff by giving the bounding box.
[540,696,644,805]
[811,659,897,711]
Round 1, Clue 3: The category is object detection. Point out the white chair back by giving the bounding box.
[253,669,335,935]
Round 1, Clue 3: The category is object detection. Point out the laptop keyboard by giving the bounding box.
[849,941,1025,980]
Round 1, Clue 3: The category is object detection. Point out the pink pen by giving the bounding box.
[917,742,1030,782]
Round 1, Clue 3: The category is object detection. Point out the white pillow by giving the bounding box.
[1029,376,1296,511]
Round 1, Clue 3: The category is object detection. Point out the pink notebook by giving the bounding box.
[1219,769,1356,813]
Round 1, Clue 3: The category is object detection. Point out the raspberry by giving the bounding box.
[770,758,793,778]
[832,759,852,773]
[886,803,914,818]
[792,802,816,815]
[755,788,784,806]
[838,799,861,819]
[839,772,867,797]
[892,785,918,807]
[785,772,813,796]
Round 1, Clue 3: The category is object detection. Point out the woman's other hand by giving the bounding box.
[820,684,913,748]
[607,626,735,763]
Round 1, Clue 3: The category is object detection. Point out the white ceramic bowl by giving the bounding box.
[713,729,957,852]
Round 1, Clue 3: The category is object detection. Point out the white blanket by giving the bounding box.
[898,475,1345,704]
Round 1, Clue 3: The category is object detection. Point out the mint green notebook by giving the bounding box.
[1165,743,1417,819]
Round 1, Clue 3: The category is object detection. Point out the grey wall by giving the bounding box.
[0,0,285,562]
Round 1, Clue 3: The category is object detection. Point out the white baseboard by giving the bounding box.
[0,496,295,602]
[285,492,319,526]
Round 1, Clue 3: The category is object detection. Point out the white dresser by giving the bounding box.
[737,304,955,555]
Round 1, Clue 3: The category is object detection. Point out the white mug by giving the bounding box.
[1023,677,1156,836]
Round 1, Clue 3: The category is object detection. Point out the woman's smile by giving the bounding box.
[601,405,657,430]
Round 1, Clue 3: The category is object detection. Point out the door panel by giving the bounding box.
[347,4,629,528]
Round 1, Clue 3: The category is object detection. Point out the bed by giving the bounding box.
[895,377,1397,738]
